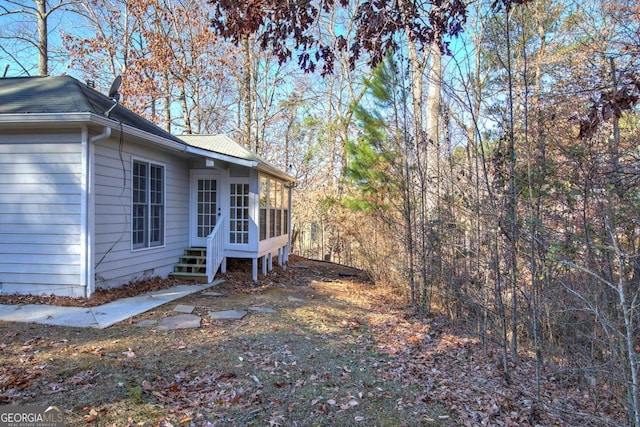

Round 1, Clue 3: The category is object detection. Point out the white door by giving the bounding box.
[191,173,221,247]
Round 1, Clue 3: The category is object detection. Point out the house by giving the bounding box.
[0,75,294,298]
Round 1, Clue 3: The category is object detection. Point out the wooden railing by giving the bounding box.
[206,214,226,283]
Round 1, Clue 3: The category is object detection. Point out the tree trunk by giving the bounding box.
[163,72,171,132]
[504,7,519,362]
[36,0,48,76]
[426,41,441,207]
[179,81,191,134]
[241,34,252,148]
[424,41,442,313]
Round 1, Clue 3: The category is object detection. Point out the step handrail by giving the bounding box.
[206,214,226,283]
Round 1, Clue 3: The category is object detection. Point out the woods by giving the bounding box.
[1,0,639,425]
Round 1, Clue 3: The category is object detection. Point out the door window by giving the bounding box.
[229,183,249,244]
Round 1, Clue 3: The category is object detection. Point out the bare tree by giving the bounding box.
[0,0,76,75]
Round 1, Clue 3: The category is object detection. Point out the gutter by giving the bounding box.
[0,113,188,152]
[0,113,93,124]
[88,115,188,152]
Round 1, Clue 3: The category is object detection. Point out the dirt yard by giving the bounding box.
[0,256,626,426]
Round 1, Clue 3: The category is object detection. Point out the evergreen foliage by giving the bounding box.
[343,58,404,212]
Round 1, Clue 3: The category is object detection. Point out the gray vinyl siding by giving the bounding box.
[0,133,84,297]
[93,136,190,289]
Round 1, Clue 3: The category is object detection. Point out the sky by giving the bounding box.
[0,0,88,77]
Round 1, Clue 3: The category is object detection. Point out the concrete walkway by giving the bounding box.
[0,279,224,329]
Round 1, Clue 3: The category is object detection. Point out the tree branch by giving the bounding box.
[0,43,31,75]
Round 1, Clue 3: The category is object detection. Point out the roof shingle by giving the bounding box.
[0,75,182,143]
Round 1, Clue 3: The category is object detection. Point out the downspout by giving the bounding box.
[89,126,111,144]
[81,126,111,298]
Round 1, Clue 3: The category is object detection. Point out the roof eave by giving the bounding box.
[256,163,296,183]
[0,112,188,152]
[184,145,259,168]
[0,113,296,182]
[89,114,187,152]
[0,112,94,126]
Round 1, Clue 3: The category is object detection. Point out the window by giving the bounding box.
[258,174,290,241]
[259,175,268,241]
[269,178,277,238]
[132,160,164,249]
[275,181,282,236]
[283,185,289,235]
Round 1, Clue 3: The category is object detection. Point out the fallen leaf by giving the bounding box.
[341,399,359,409]
[83,409,99,422]
[215,372,237,381]
[82,346,105,356]
[122,348,135,358]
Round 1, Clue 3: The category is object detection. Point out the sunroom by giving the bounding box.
[175,135,295,282]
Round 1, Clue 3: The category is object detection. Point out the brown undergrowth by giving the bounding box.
[0,276,185,307]
[0,256,626,426]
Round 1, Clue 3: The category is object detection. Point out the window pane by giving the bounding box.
[259,209,267,240]
[260,175,267,207]
[276,209,282,236]
[269,178,276,209]
[132,161,147,248]
[275,181,281,209]
[270,208,276,237]
[283,209,289,234]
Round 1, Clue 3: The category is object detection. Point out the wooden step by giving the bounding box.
[171,247,209,283]
[184,247,206,256]
[168,271,209,283]
[174,263,206,274]
[179,256,206,264]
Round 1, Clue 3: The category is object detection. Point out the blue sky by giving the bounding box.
[0,1,86,77]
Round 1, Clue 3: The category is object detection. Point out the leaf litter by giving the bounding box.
[0,255,627,426]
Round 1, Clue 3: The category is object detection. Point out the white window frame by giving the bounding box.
[131,158,166,251]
